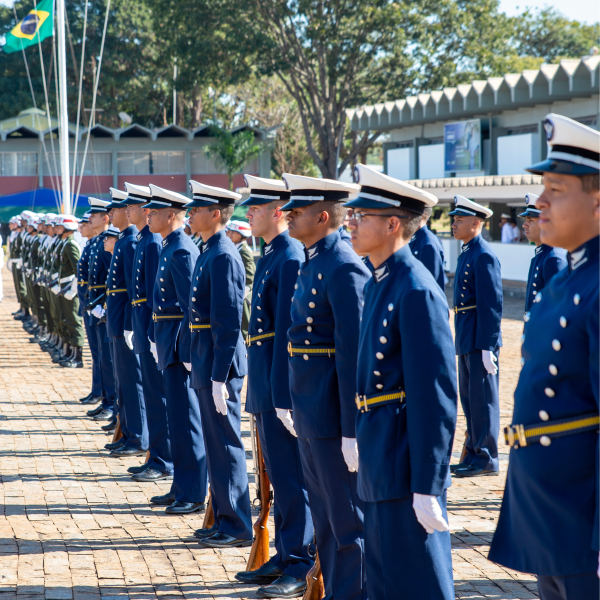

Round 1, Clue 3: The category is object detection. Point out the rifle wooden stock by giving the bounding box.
[303,552,324,600]
[111,415,122,443]
[203,489,215,530]
[245,430,271,571]
[459,430,468,463]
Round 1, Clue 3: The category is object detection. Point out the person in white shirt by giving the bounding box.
[500,214,514,243]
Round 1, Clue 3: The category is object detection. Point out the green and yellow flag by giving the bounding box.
[3,0,54,54]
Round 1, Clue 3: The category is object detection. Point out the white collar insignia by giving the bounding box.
[162,240,167,247]
[264,244,273,255]
[202,243,208,253]
[462,244,469,253]
[137,233,142,242]
[374,263,390,283]
[307,246,319,260]
[570,247,588,270]
[535,245,544,255]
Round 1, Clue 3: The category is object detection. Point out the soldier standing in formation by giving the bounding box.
[449,195,503,478]
[282,174,371,600]
[408,204,446,290]
[489,114,600,600]
[186,181,253,548]
[347,164,457,600]
[235,175,313,598]
[519,193,567,313]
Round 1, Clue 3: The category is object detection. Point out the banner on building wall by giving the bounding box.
[444,119,481,172]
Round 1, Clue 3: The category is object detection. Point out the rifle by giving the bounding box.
[303,550,324,600]
[111,415,122,443]
[245,414,272,571]
[202,489,215,530]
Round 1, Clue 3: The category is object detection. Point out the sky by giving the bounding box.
[0,0,598,24]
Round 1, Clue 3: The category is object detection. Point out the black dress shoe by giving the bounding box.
[82,395,103,405]
[131,468,173,482]
[165,501,206,515]
[101,420,117,432]
[453,465,499,478]
[93,410,115,422]
[198,532,252,548]
[79,392,93,403]
[450,462,469,473]
[87,405,105,417]
[151,492,176,506]
[194,525,218,540]
[104,440,125,450]
[256,575,307,598]
[235,558,284,584]
[110,446,146,458]
[128,463,150,474]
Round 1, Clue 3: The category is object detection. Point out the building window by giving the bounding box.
[0,152,38,176]
[191,151,226,175]
[151,151,186,174]
[44,152,112,176]
[117,152,151,175]
[117,151,186,175]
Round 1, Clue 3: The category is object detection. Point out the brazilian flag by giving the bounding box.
[3,0,54,54]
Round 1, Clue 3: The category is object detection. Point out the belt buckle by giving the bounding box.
[355,394,368,413]
[504,425,515,447]
[453,306,458,314]
[287,342,292,356]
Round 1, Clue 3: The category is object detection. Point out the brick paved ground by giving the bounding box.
[0,267,539,599]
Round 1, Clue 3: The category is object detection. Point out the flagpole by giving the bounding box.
[56,0,70,214]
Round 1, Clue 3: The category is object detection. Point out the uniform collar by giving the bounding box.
[535,243,550,256]
[461,234,482,254]
[118,225,137,240]
[201,228,227,253]
[410,225,427,244]
[137,225,151,241]
[163,227,184,248]
[567,235,599,272]
[305,230,339,261]
[372,244,412,283]
[263,229,290,256]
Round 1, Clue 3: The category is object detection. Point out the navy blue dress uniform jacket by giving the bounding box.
[524,244,566,313]
[489,237,599,576]
[453,235,503,355]
[288,230,371,439]
[187,230,247,388]
[152,228,200,370]
[246,230,304,414]
[87,231,112,326]
[77,240,92,316]
[131,225,162,354]
[106,225,138,338]
[409,226,446,290]
[356,246,457,501]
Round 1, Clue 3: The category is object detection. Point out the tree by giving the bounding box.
[204,127,263,190]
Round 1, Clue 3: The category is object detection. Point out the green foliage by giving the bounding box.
[204,127,262,190]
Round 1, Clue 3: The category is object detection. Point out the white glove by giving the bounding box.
[64,289,77,301]
[413,493,449,534]
[183,362,191,372]
[149,339,158,363]
[51,284,61,295]
[124,331,134,350]
[276,408,297,437]
[244,285,251,298]
[341,437,359,473]
[91,305,105,319]
[482,350,498,375]
[212,380,229,415]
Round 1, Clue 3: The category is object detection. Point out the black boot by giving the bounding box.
[62,347,83,368]
[59,346,75,365]
[52,343,68,363]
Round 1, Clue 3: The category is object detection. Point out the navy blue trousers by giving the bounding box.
[162,362,207,503]
[138,351,173,474]
[196,377,252,540]
[364,494,454,600]
[298,437,366,600]
[94,322,116,412]
[112,336,148,451]
[458,350,500,471]
[255,410,313,579]
[83,317,102,397]
[537,572,599,600]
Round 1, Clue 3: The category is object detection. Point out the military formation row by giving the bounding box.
[6,112,599,600]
